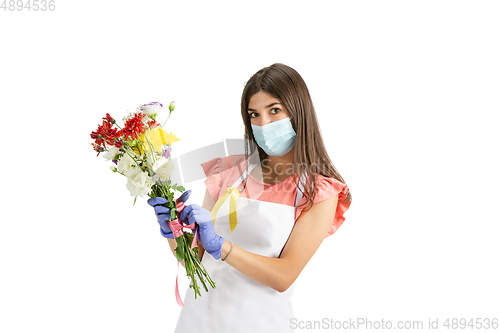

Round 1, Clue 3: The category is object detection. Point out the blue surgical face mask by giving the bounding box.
[251,117,296,156]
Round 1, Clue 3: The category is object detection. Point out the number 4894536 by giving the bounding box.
[1,0,56,11]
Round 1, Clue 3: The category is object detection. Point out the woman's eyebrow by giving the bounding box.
[247,102,281,112]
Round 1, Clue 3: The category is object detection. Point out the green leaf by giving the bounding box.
[192,246,200,260]
[185,232,196,248]
[175,238,185,262]
[175,245,184,262]
[175,249,184,262]
[171,184,185,192]
[166,189,174,202]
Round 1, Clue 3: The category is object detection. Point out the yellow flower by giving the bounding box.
[159,129,180,145]
[132,145,142,155]
[139,128,164,156]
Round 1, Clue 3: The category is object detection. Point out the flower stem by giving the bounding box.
[161,111,173,127]
[149,184,216,299]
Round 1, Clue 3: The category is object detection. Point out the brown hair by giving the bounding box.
[240,63,352,211]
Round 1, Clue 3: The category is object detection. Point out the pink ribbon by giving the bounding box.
[167,198,198,306]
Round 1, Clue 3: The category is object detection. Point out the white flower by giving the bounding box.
[122,111,136,122]
[126,170,153,197]
[152,157,175,182]
[117,153,139,177]
[102,146,120,161]
[141,102,163,118]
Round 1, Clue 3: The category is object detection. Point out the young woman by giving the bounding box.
[148,63,352,332]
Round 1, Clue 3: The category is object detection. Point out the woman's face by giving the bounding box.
[247,91,290,127]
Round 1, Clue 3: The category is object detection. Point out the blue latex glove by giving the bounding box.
[147,190,192,239]
[180,204,224,260]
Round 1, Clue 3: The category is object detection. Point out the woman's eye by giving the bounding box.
[249,108,279,118]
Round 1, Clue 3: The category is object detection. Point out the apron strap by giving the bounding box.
[230,162,307,208]
[231,163,257,188]
[295,172,307,207]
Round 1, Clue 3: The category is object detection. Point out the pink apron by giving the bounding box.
[174,163,304,333]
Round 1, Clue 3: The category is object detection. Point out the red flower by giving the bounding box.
[103,113,115,124]
[120,113,146,141]
[90,114,119,155]
[114,140,124,148]
[147,119,160,128]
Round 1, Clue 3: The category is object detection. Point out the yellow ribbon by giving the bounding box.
[211,187,240,233]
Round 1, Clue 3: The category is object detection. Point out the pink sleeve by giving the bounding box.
[295,175,351,237]
[200,155,246,203]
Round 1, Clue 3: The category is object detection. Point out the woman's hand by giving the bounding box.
[180,204,224,260]
[147,190,192,239]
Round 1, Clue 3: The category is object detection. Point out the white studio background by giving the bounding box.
[1,1,499,332]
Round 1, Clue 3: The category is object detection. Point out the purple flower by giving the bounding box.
[162,145,171,159]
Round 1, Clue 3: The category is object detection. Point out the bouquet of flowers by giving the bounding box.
[90,101,215,304]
